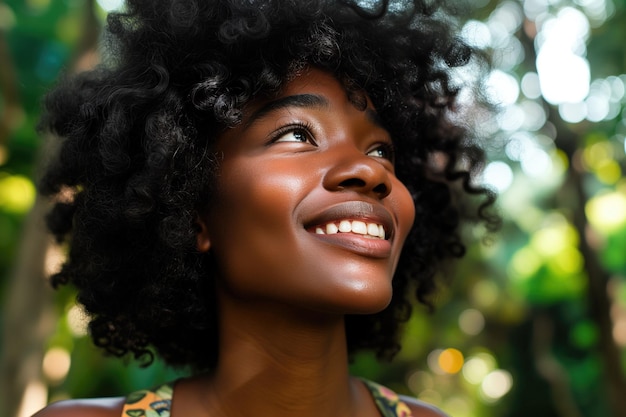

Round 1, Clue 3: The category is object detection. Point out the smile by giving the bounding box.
[313,220,386,239]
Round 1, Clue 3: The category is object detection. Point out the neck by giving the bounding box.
[197,294,363,417]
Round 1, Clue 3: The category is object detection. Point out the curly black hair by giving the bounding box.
[39,0,498,371]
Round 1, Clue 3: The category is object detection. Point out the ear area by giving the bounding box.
[195,215,211,253]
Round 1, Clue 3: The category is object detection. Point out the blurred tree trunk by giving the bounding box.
[0,196,57,417]
[0,1,100,416]
[0,30,21,147]
[557,124,626,417]
[0,21,54,417]
[532,313,584,417]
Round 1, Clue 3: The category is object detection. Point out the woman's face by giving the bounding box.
[197,68,415,315]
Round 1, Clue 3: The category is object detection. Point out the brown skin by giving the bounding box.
[33,69,448,417]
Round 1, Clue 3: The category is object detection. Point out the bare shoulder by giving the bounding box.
[400,395,451,417]
[32,397,125,417]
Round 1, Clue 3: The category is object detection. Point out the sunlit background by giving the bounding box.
[1,0,626,416]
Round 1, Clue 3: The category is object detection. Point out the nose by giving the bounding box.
[323,148,392,199]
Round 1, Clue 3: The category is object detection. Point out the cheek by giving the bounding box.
[221,157,308,199]
[204,161,308,288]
[217,161,308,233]
[392,179,416,244]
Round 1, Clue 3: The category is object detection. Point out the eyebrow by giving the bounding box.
[244,94,329,128]
[243,93,384,129]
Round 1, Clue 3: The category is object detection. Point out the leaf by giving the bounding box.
[125,390,148,405]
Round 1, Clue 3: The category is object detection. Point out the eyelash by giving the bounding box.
[269,121,396,163]
[270,122,317,145]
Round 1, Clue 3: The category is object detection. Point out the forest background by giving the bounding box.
[1,0,626,416]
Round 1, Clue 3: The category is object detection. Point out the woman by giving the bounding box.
[34,0,496,416]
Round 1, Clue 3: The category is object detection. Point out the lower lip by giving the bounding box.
[308,232,392,258]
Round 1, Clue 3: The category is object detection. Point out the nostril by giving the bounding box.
[337,178,389,197]
[338,178,367,188]
[373,183,388,196]
[327,159,392,198]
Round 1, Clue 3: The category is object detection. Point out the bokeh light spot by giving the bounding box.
[520,100,547,131]
[96,0,125,12]
[505,131,535,161]
[523,0,548,20]
[509,247,541,279]
[532,226,570,257]
[438,348,464,374]
[520,147,553,177]
[0,174,36,214]
[607,75,625,102]
[407,370,434,393]
[482,161,514,192]
[481,370,513,401]
[612,317,626,347]
[521,72,541,99]
[586,94,610,122]
[471,280,499,307]
[45,244,66,278]
[461,20,492,48]
[480,369,513,401]
[535,7,591,105]
[42,348,71,383]
[427,349,444,375]
[67,305,89,337]
[490,1,524,34]
[583,140,613,169]
[463,354,495,384]
[537,47,590,104]
[0,3,16,31]
[551,247,584,275]
[459,308,485,336]
[486,70,520,106]
[16,381,47,417]
[594,159,622,184]
[559,102,587,123]
[498,104,525,131]
[586,191,626,233]
[26,0,50,11]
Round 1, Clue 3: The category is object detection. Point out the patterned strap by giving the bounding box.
[121,382,174,417]
[120,379,412,417]
[362,379,414,417]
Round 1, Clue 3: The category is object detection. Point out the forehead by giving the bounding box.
[283,69,370,108]
[280,68,346,96]
[240,68,379,127]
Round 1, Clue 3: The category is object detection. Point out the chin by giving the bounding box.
[324,283,393,315]
[349,295,393,315]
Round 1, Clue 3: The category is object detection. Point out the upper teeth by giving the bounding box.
[314,220,385,239]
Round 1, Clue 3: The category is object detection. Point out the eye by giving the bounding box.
[367,142,395,162]
[272,123,316,145]
[275,129,311,143]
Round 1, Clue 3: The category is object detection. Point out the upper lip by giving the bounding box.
[302,201,395,240]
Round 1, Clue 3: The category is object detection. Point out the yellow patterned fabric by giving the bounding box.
[121,379,413,417]
[362,379,414,417]
[122,383,173,417]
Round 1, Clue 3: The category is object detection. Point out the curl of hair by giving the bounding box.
[39,0,499,371]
